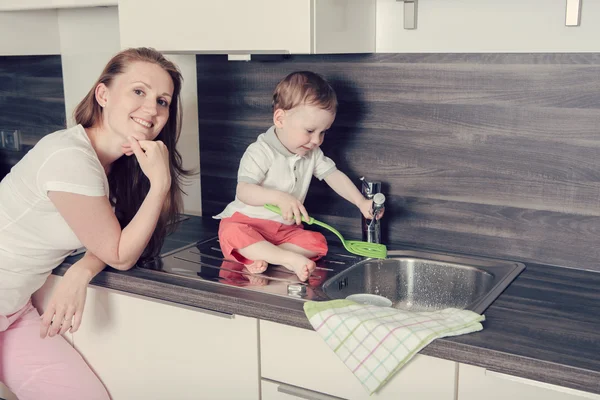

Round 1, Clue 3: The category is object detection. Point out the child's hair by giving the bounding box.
[272,71,337,113]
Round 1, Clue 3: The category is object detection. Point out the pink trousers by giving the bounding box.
[0,300,110,400]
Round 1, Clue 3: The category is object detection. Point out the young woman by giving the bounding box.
[0,47,189,400]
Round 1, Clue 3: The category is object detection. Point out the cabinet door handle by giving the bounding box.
[276,381,347,400]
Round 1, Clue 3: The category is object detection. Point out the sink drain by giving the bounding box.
[346,293,392,307]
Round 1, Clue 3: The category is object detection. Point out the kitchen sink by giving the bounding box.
[322,250,525,314]
[142,237,524,314]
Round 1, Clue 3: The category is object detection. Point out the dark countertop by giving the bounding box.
[55,215,600,395]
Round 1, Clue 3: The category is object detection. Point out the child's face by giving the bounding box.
[273,104,335,157]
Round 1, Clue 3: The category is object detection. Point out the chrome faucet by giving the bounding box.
[360,177,385,244]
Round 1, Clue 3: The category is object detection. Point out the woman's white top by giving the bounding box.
[0,125,108,316]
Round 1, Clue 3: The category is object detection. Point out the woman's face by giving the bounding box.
[98,61,174,142]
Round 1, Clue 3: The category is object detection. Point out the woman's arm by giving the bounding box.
[48,185,166,271]
[48,138,170,271]
[40,251,106,338]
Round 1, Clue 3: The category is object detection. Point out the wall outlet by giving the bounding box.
[0,129,21,151]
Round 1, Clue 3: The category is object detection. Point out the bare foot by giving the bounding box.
[282,253,316,282]
[246,274,269,286]
[245,259,268,274]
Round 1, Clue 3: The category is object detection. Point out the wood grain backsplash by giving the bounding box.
[0,55,65,179]
[196,53,600,272]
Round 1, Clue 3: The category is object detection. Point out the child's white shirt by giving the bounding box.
[0,125,108,316]
[214,126,337,224]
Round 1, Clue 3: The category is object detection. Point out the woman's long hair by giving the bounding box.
[73,47,191,263]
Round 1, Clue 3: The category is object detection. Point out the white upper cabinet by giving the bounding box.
[118,0,376,54]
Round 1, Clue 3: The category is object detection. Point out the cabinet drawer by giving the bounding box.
[260,320,456,400]
[458,363,600,400]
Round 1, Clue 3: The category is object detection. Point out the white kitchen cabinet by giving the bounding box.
[260,320,457,400]
[458,363,600,400]
[262,378,347,400]
[73,285,260,400]
[118,0,376,54]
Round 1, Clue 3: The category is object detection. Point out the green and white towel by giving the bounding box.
[304,300,485,394]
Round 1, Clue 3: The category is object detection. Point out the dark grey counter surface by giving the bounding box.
[55,215,600,395]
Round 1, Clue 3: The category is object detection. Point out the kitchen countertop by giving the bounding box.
[55,215,600,395]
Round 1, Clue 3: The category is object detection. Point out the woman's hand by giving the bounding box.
[40,264,92,338]
[358,198,385,220]
[274,192,309,225]
[128,136,171,193]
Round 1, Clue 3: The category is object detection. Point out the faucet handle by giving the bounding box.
[360,176,371,196]
[360,176,381,198]
[372,192,386,216]
[373,193,386,207]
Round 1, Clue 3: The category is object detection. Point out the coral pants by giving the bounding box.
[0,300,110,400]
[218,212,328,264]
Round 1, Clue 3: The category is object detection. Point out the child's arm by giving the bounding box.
[237,182,309,225]
[324,170,381,219]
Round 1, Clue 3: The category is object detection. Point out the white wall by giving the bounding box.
[165,54,203,216]
[376,0,600,52]
[58,6,121,127]
[0,9,60,55]
[0,6,202,215]
[57,8,202,215]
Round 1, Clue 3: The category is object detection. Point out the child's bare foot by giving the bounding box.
[246,274,269,286]
[245,259,268,274]
[282,253,316,281]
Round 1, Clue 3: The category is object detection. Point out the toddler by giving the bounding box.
[214,71,382,281]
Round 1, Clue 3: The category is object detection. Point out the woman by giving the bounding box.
[0,47,189,400]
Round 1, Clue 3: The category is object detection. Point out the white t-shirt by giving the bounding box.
[0,124,109,316]
[214,126,337,224]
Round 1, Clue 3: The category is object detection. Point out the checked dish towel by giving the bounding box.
[304,299,485,394]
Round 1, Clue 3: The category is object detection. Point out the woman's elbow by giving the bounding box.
[102,255,137,271]
[109,261,137,271]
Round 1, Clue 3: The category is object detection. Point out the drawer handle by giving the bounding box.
[276,382,347,400]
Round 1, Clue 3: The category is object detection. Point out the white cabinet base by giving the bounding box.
[73,286,260,400]
[458,363,600,400]
[260,320,456,400]
[262,378,347,400]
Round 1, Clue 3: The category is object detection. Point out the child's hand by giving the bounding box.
[358,198,385,220]
[274,193,309,225]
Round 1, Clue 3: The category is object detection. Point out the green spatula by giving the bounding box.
[264,204,387,259]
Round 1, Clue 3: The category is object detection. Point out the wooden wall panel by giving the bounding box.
[197,54,600,271]
[0,55,65,179]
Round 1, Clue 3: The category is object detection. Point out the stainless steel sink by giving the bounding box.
[322,250,525,314]
[142,237,524,314]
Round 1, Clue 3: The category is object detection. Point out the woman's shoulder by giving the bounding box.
[34,124,94,156]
